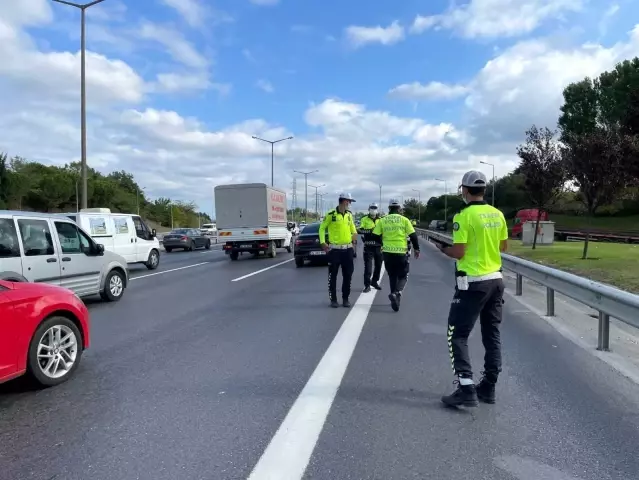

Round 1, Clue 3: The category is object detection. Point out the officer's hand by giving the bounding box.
[321,243,329,252]
[414,250,420,259]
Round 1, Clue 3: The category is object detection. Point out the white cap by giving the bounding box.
[338,192,356,202]
[460,170,488,187]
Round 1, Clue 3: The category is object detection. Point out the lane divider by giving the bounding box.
[231,258,295,282]
[130,262,210,281]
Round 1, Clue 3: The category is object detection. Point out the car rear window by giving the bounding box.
[301,223,320,234]
[171,229,188,234]
[0,218,20,258]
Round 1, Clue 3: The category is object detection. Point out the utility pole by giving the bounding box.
[480,160,496,205]
[252,135,294,187]
[309,184,325,220]
[436,178,448,222]
[52,0,105,209]
[379,184,382,214]
[136,186,146,215]
[294,169,318,223]
[412,188,421,225]
[75,180,79,212]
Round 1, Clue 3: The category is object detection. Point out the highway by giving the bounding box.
[1,240,639,480]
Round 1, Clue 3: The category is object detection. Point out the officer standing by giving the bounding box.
[372,199,420,312]
[359,203,383,292]
[319,193,358,308]
[437,171,508,408]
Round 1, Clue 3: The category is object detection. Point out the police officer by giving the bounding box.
[372,199,420,312]
[359,203,383,292]
[438,171,508,408]
[319,193,358,308]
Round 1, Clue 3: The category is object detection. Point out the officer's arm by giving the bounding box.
[318,216,329,244]
[371,219,383,241]
[499,212,509,252]
[440,215,466,259]
[405,218,419,251]
[350,214,357,242]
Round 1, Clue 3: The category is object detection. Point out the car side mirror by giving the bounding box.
[96,243,105,255]
[152,228,157,237]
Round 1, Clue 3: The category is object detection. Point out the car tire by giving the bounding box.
[230,251,239,261]
[189,241,196,251]
[165,247,172,253]
[27,315,83,387]
[295,256,304,268]
[145,249,160,270]
[286,245,292,253]
[205,240,211,250]
[101,269,125,302]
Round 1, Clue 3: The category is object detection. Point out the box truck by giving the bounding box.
[215,183,292,260]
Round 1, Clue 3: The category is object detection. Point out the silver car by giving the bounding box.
[0,210,129,301]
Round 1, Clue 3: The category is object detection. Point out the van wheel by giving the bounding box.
[28,316,83,387]
[101,270,125,302]
[268,241,276,258]
[205,240,211,250]
[145,249,160,270]
[230,251,239,261]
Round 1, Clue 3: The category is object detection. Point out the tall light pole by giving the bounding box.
[136,186,146,215]
[308,184,325,218]
[52,0,105,209]
[318,192,327,218]
[169,203,174,229]
[412,188,421,225]
[294,169,318,223]
[252,135,294,187]
[379,184,382,213]
[480,160,496,205]
[75,180,79,212]
[436,178,448,222]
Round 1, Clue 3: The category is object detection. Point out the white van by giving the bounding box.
[201,223,217,236]
[65,208,161,270]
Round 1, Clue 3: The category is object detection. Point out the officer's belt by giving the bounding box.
[363,241,380,246]
[467,272,503,282]
[330,244,352,250]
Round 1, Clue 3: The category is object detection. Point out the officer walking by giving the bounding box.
[372,199,420,312]
[319,193,358,308]
[437,171,509,408]
[359,203,383,292]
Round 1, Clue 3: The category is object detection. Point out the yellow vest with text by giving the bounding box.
[319,209,357,245]
[372,213,415,254]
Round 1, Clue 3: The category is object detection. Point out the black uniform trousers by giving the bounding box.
[447,278,505,382]
[383,252,409,294]
[327,247,355,301]
[363,246,382,287]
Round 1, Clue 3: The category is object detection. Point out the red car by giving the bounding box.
[0,280,90,387]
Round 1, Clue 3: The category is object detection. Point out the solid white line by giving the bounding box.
[231,258,295,282]
[247,266,386,480]
[130,262,210,281]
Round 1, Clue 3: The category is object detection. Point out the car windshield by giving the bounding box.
[301,223,320,234]
[202,224,215,229]
[171,229,189,234]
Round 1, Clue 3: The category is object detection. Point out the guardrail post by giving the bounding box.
[597,312,610,351]
[515,274,523,296]
[546,288,555,316]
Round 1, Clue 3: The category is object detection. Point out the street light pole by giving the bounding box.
[136,186,146,215]
[379,184,382,212]
[436,178,448,222]
[75,180,79,212]
[252,135,294,187]
[480,160,496,205]
[52,0,105,209]
[294,170,318,223]
[412,188,421,225]
[309,184,325,219]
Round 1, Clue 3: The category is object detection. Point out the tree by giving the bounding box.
[516,126,567,248]
[561,128,628,259]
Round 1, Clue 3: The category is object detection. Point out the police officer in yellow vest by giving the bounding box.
[372,199,420,312]
[359,203,383,292]
[319,193,358,308]
[437,170,508,408]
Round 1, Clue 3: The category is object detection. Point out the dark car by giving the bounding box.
[294,222,357,267]
[162,228,211,252]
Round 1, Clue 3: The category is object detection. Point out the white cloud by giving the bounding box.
[161,0,207,28]
[411,0,584,38]
[345,21,405,48]
[256,79,274,93]
[139,22,209,69]
[242,48,256,62]
[389,81,469,101]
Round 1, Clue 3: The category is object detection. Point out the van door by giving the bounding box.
[131,215,153,262]
[0,217,24,280]
[53,220,101,296]
[14,217,61,285]
[112,215,136,263]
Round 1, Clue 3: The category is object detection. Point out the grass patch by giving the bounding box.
[507,241,639,294]
[538,214,639,232]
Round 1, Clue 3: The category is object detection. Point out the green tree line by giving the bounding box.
[0,155,211,230]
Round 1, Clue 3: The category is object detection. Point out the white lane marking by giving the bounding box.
[231,258,295,282]
[130,262,210,281]
[247,266,386,480]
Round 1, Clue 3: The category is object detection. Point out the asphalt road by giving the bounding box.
[1,240,639,480]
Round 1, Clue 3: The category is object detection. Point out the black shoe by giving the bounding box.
[389,293,399,312]
[363,286,371,293]
[371,282,382,290]
[441,381,479,407]
[330,300,339,308]
[396,291,402,308]
[476,374,496,404]
[343,299,351,308]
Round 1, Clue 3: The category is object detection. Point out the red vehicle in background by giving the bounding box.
[0,280,90,387]
[511,209,549,238]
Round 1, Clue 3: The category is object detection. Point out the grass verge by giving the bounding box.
[535,214,639,232]
[507,241,639,294]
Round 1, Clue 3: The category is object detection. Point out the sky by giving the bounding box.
[1,0,639,216]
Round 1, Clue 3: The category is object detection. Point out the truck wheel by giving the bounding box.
[295,256,304,268]
[230,251,239,261]
[286,245,292,253]
[145,249,160,270]
[268,241,277,258]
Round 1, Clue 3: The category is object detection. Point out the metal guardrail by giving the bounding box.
[416,228,639,352]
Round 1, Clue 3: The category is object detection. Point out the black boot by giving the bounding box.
[476,373,496,404]
[330,299,339,308]
[396,291,402,309]
[363,285,371,293]
[343,298,351,308]
[389,293,399,312]
[371,282,382,290]
[441,381,479,407]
